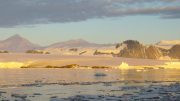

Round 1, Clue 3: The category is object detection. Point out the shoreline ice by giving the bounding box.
[0,61,179,70]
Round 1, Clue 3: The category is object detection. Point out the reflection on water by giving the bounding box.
[0,68,180,87]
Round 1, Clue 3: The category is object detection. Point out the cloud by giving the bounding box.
[0,0,179,27]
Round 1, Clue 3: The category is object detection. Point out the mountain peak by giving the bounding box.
[12,34,21,37]
[0,34,41,52]
[11,34,22,38]
[6,34,24,41]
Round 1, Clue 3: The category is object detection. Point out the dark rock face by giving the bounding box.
[123,40,141,49]
[169,45,180,59]
[118,40,146,58]
[146,46,163,59]
[117,40,180,59]
[159,48,169,56]
[117,40,163,59]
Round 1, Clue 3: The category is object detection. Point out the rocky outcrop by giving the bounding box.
[169,45,180,59]
[146,46,163,59]
[117,40,163,59]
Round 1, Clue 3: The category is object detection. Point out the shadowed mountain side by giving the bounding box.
[169,45,180,59]
[146,46,163,59]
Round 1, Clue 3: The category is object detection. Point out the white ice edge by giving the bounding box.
[0,61,179,69]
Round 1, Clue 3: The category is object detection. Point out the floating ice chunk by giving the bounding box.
[118,62,131,69]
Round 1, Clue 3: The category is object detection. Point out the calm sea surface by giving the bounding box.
[0,68,180,87]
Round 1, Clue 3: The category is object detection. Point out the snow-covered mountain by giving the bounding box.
[156,40,180,49]
[0,34,41,52]
[157,40,180,46]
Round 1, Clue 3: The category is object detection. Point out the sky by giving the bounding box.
[0,0,180,46]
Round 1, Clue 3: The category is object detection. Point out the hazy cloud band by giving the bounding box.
[0,0,180,27]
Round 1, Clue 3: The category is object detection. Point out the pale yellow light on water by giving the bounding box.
[0,62,31,68]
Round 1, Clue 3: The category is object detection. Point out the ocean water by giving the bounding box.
[0,68,180,101]
[1,68,180,87]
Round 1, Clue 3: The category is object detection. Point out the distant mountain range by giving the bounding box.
[0,34,113,52]
[0,34,179,59]
[47,39,113,48]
